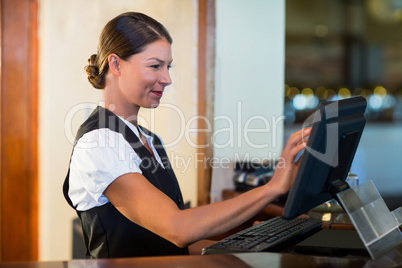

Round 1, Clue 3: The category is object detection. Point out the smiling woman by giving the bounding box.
[62,11,309,259]
[63,12,187,258]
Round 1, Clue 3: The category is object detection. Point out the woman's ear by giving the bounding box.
[108,54,122,77]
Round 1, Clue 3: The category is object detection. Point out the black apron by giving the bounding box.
[63,106,189,258]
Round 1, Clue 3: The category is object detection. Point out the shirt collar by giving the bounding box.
[116,115,153,143]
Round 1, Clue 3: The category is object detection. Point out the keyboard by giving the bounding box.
[202,216,322,255]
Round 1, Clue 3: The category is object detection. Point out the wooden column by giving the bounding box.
[197,0,215,206]
[0,0,38,261]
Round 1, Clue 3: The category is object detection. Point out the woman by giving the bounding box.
[63,12,310,258]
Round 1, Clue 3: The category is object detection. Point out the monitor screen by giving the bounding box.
[282,96,367,219]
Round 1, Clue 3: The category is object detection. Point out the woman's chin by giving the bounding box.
[145,102,160,109]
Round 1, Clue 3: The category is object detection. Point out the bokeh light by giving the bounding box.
[369,95,383,110]
[315,87,327,100]
[285,84,400,122]
[287,87,300,99]
[373,86,387,98]
[338,88,351,99]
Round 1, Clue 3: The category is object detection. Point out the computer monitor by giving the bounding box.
[282,96,367,219]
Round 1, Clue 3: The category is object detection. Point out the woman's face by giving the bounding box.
[117,39,173,109]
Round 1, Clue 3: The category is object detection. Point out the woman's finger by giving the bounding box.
[286,128,311,147]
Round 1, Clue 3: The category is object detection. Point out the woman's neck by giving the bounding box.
[104,87,140,126]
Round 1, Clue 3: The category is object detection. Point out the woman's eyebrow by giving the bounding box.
[147,58,173,64]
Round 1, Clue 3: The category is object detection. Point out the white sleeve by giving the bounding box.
[68,128,142,210]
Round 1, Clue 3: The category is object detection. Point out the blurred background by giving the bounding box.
[285,0,402,123]
[284,0,402,205]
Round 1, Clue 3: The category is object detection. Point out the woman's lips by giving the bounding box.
[151,91,163,97]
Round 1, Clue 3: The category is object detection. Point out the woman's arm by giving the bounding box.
[104,128,310,248]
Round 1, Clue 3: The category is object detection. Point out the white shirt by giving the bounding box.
[68,117,164,211]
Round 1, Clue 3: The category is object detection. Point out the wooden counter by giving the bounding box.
[0,252,381,268]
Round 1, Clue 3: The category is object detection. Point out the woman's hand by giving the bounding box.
[267,128,311,195]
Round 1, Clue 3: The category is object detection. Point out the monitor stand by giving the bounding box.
[337,180,402,261]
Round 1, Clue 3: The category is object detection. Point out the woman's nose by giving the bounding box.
[159,68,172,86]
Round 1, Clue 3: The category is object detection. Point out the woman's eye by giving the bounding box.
[150,64,172,70]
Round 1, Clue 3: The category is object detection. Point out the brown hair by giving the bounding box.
[85,12,172,89]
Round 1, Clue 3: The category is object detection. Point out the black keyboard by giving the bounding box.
[202,216,322,255]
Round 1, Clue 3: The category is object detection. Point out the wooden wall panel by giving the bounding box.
[0,0,3,261]
[0,0,38,261]
[197,0,215,206]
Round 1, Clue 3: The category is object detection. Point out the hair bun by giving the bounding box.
[85,54,105,89]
